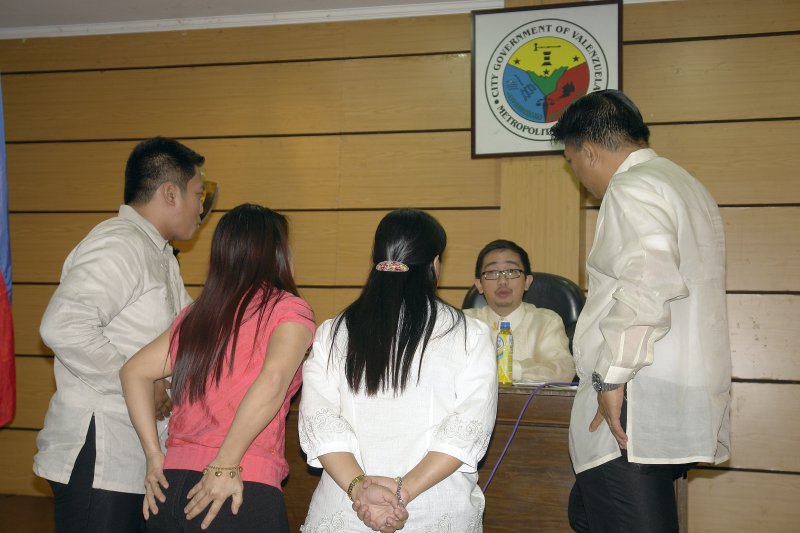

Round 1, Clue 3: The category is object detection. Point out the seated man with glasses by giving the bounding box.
[464,239,576,383]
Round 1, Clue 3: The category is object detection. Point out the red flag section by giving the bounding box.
[0,279,14,427]
[0,75,15,427]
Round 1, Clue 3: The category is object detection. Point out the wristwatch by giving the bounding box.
[591,371,624,392]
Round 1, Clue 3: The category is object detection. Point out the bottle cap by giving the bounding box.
[499,321,511,329]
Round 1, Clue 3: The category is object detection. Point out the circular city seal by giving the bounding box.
[484,19,610,142]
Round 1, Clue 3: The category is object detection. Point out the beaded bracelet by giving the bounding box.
[394,476,406,506]
[203,464,243,479]
[347,474,365,501]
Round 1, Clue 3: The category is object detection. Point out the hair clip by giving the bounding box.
[375,260,409,272]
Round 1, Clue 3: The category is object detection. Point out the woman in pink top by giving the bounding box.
[121,204,315,532]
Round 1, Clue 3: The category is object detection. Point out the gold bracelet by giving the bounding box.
[394,476,406,506]
[203,464,243,479]
[347,473,365,501]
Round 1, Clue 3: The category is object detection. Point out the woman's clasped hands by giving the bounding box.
[351,476,411,533]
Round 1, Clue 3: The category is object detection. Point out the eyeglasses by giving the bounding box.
[480,269,524,280]
[199,180,218,223]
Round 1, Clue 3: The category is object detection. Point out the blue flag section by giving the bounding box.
[0,75,16,427]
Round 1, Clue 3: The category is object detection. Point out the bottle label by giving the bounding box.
[496,332,513,384]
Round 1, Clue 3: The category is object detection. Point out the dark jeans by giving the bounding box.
[568,396,692,532]
[146,469,290,533]
[48,416,145,533]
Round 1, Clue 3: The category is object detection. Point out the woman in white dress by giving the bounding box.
[299,208,498,533]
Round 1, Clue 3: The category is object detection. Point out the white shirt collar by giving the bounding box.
[118,204,170,252]
[486,302,528,329]
[612,148,658,177]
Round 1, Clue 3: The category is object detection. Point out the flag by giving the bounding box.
[0,75,15,427]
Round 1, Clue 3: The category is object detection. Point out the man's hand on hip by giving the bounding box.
[590,387,628,449]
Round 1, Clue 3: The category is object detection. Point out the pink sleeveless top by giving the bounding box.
[164,290,314,488]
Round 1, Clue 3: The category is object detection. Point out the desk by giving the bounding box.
[479,385,576,532]
[282,385,577,532]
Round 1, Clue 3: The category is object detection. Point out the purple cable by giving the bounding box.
[481,381,578,493]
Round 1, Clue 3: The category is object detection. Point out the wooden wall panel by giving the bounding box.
[0,15,472,73]
[7,35,798,141]
[4,64,344,141]
[3,1,794,74]
[165,137,344,211]
[584,120,800,207]
[7,358,54,430]
[728,383,800,472]
[7,132,498,212]
[339,54,468,131]
[6,120,800,212]
[0,431,50,496]
[438,288,468,309]
[506,0,799,41]
[583,207,800,292]
[729,294,800,381]
[6,142,136,211]
[724,207,800,292]
[626,35,800,123]
[648,122,800,206]
[186,285,202,300]
[500,156,582,283]
[326,209,499,287]
[199,131,499,210]
[300,288,355,325]
[12,285,53,356]
[624,0,800,41]
[3,54,471,142]
[178,209,501,287]
[337,132,499,209]
[11,209,499,286]
[10,213,106,283]
[688,469,800,532]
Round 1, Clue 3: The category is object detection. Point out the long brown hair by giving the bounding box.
[170,204,299,404]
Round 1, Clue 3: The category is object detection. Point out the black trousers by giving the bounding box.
[145,469,290,533]
[568,398,692,533]
[48,416,145,533]
[568,451,691,533]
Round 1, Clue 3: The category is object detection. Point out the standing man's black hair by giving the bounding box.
[551,90,650,150]
[124,136,205,205]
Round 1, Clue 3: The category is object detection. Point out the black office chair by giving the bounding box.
[461,272,585,347]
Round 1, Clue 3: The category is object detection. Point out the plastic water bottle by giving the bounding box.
[496,321,513,384]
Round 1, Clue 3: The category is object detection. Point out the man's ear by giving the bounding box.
[583,142,600,167]
[524,274,533,291]
[161,181,178,206]
[474,279,484,294]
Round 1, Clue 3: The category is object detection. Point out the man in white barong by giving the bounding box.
[551,90,731,533]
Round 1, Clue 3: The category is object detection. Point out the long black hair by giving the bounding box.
[170,204,299,405]
[333,208,464,396]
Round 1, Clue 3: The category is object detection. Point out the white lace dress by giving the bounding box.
[299,305,497,533]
